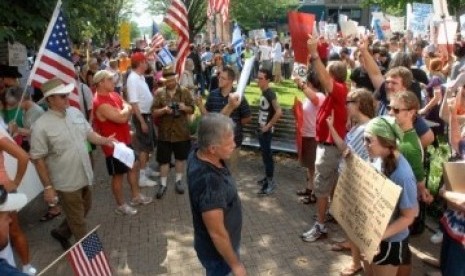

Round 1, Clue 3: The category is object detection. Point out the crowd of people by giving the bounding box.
[0,28,464,275]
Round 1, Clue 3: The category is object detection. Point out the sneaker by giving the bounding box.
[312,212,336,223]
[430,231,443,244]
[146,167,160,178]
[130,193,153,206]
[115,204,138,216]
[156,185,167,199]
[257,180,276,195]
[22,264,37,276]
[175,180,185,194]
[139,175,157,187]
[301,223,328,242]
[257,177,267,186]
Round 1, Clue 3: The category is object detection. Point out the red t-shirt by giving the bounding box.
[315,81,348,143]
[92,92,131,156]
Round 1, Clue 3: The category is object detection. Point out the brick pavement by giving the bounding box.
[18,150,441,275]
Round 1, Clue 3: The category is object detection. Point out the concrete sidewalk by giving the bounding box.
[19,150,441,275]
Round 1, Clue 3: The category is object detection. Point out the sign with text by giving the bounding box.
[8,42,27,67]
[388,16,405,33]
[340,20,358,37]
[438,20,458,45]
[372,12,391,39]
[288,12,315,64]
[325,24,338,39]
[329,154,402,263]
[410,3,433,36]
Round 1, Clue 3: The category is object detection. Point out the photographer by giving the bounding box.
[152,65,195,199]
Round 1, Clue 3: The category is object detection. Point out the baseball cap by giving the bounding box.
[131,52,147,63]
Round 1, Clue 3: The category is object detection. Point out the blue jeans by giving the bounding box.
[258,130,273,178]
[199,258,231,276]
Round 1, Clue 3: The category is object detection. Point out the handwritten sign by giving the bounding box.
[8,42,27,67]
[438,20,458,45]
[325,24,338,39]
[372,12,391,39]
[388,16,405,33]
[410,3,433,36]
[329,154,402,263]
[113,142,135,168]
[340,20,358,37]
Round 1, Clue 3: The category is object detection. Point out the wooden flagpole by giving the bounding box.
[37,224,102,276]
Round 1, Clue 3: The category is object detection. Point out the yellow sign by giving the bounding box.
[119,21,131,49]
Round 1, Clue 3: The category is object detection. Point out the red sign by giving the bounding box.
[288,12,315,64]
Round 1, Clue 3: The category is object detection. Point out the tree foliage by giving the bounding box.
[360,0,465,16]
[0,0,133,49]
[146,0,208,41]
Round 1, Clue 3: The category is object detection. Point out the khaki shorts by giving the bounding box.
[272,61,282,76]
[313,144,341,197]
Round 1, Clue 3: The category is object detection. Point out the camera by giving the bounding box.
[169,102,181,117]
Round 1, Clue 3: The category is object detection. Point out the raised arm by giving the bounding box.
[307,35,333,94]
[359,37,385,91]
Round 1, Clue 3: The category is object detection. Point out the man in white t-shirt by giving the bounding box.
[126,52,158,187]
[258,39,272,72]
[271,37,283,83]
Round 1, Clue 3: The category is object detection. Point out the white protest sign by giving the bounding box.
[406,4,413,30]
[113,142,135,168]
[340,20,358,37]
[325,24,338,39]
[339,14,348,24]
[388,16,405,33]
[249,29,266,39]
[8,42,27,67]
[438,20,458,45]
[433,0,449,18]
[460,14,465,37]
[372,12,392,39]
[357,26,367,37]
[233,57,254,102]
[329,154,402,263]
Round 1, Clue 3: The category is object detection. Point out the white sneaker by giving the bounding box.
[22,264,37,275]
[430,231,443,244]
[145,167,160,178]
[115,204,138,216]
[129,193,153,206]
[139,175,157,187]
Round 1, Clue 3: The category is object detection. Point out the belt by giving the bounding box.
[320,142,335,146]
[141,113,151,116]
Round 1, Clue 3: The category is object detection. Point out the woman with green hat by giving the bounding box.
[362,116,418,276]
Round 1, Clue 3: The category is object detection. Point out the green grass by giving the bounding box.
[244,79,304,108]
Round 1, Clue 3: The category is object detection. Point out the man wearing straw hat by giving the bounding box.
[30,78,116,251]
[152,65,195,199]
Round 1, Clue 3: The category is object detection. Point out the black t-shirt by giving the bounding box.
[411,68,429,85]
[187,149,242,262]
[258,88,277,127]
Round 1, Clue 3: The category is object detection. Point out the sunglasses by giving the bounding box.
[386,105,409,114]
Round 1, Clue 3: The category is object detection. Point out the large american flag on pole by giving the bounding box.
[28,0,80,109]
[67,232,111,276]
[164,0,190,75]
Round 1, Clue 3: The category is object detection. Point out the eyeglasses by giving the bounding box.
[364,136,373,145]
[386,105,410,114]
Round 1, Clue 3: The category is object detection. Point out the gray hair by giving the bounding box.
[197,113,235,150]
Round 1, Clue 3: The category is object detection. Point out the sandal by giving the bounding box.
[330,242,351,252]
[296,188,311,196]
[40,210,61,222]
[300,194,317,204]
[339,265,362,276]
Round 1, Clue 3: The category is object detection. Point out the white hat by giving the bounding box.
[93,70,116,85]
[41,78,75,98]
[443,72,465,90]
[0,192,27,212]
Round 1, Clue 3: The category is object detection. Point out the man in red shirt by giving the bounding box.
[92,70,153,216]
[301,35,348,242]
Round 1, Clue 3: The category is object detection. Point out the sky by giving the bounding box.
[131,0,163,27]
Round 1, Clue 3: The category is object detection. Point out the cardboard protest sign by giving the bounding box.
[7,42,27,67]
[329,154,402,263]
[325,24,338,39]
[443,161,465,193]
[340,20,358,37]
[288,12,315,64]
[410,3,433,36]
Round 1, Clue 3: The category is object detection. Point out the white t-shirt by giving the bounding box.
[301,92,326,137]
[272,42,283,62]
[259,45,272,61]
[126,71,154,114]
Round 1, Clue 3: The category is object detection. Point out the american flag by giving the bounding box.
[151,21,165,49]
[207,0,229,22]
[164,0,190,75]
[67,232,111,276]
[28,0,80,109]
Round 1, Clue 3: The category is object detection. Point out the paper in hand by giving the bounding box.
[112,142,135,169]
